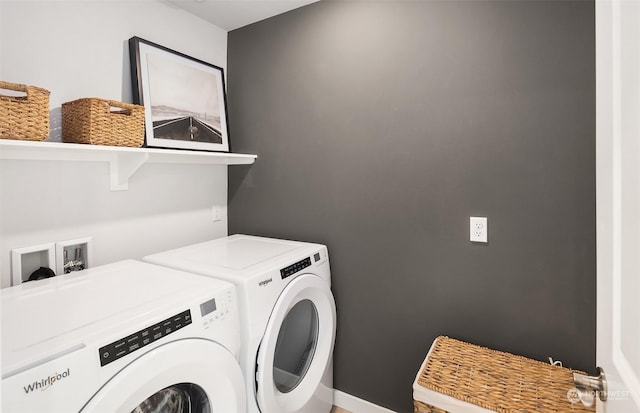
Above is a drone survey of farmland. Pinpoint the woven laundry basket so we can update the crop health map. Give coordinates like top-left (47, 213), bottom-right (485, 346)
top-left (413, 336), bottom-right (595, 413)
top-left (62, 98), bottom-right (144, 147)
top-left (0, 81), bottom-right (50, 141)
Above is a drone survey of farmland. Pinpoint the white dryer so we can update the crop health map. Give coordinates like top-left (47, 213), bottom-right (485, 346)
top-left (1, 260), bottom-right (246, 413)
top-left (145, 235), bottom-right (337, 413)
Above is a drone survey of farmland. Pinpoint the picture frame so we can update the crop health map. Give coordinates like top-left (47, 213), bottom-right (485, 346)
top-left (128, 36), bottom-right (230, 152)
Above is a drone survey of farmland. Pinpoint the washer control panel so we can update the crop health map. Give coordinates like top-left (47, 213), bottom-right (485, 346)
top-left (99, 310), bottom-right (192, 367)
top-left (201, 288), bottom-right (234, 330)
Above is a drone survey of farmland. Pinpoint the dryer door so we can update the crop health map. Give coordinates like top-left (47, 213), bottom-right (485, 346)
top-left (256, 274), bottom-right (336, 413)
top-left (81, 339), bottom-right (245, 413)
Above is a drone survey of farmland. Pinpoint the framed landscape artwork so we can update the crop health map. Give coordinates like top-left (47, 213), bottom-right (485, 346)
top-left (129, 36), bottom-right (230, 152)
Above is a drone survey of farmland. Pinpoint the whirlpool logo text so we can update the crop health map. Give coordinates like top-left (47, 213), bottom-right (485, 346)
top-left (258, 277), bottom-right (273, 287)
top-left (23, 369), bottom-right (70, 394)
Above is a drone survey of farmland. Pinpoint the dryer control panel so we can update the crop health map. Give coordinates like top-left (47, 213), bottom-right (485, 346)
top-left (98, 310), bottom-right (192, 367)
top-left (280, 257), bottom-right (311, 279)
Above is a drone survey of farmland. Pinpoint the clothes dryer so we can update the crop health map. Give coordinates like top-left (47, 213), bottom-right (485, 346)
top-left (1, 260), bottom-right (246, 413)
top-left (145, 235), bottom-right (336, 413)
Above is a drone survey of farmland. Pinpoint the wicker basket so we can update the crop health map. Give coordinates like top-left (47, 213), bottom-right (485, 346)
top-left (62, 98), bottom-right (144, 147)
top-left (0, 81), bottom-right (50, 141)
top-left (414, 400), bottom-right (448, 413)
top-left (413, 336), bottom-right (595, 413)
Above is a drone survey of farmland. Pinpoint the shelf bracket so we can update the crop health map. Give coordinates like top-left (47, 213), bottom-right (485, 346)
top-left (109, 152), bottom-right (149, 191)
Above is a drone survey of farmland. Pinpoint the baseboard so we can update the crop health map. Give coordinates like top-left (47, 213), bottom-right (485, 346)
top-left (333, 389), bottom-right (397, 413)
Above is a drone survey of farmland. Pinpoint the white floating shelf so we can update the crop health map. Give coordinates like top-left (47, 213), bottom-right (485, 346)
top-left (0, 140), bottom-right (257, 191)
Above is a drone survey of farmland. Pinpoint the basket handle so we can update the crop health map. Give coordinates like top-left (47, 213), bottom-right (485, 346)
top-left (0, 81), bottom-right (29, 98)
top-left (105, 100), bottom-right (138, 115)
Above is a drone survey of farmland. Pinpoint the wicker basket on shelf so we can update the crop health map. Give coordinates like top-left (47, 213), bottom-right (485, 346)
top-left (62, 98), bottom-right (144, 147)
top-left (0, 81), bottom-right (50, 141)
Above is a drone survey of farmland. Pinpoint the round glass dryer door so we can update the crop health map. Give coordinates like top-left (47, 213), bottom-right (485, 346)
top-left (256, 274), bottom-right (336, 413)
top-left (81, 340), bottom-right (245, 413)
top-left (273, 299), bottom-right (319, 393)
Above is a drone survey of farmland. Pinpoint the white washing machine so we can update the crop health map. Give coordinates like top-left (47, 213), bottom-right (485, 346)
top-left (144, 235), bottom-right (337, 413)
top-left (1, 260), bottom-right (246, 413)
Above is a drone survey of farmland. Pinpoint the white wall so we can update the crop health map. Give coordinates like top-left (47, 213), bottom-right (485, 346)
top-left (0, 0), bottom-right (230, 287)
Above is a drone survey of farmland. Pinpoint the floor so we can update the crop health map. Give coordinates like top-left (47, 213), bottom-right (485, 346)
top-left (331, 407), bottom-right (352, 413)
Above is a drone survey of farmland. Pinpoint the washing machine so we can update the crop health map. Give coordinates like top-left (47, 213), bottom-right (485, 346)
top-left (144, 235), bottom-right (337, 413)
top-left (1, 259), bottom-right (246, 413)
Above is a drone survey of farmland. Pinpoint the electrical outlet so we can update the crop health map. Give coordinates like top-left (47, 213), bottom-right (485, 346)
top-left (212, 205), bottom-right (221, 222)
top-left (470, 217), bottom-right (488, 243)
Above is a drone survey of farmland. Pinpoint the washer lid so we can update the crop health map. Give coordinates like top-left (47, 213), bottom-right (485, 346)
top-left (1, 260), bottom-right (233, 376)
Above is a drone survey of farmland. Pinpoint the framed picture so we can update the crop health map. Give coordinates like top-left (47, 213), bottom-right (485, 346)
top-left (129, 36), bottom-right (230, 152)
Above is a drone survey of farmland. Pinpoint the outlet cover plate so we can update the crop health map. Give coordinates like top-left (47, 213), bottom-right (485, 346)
top-left (470, 216), bottom-right (488, 243)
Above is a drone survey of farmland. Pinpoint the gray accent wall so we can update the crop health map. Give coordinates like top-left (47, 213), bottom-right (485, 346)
top-left (228, 1), bottom-right (595, 411)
